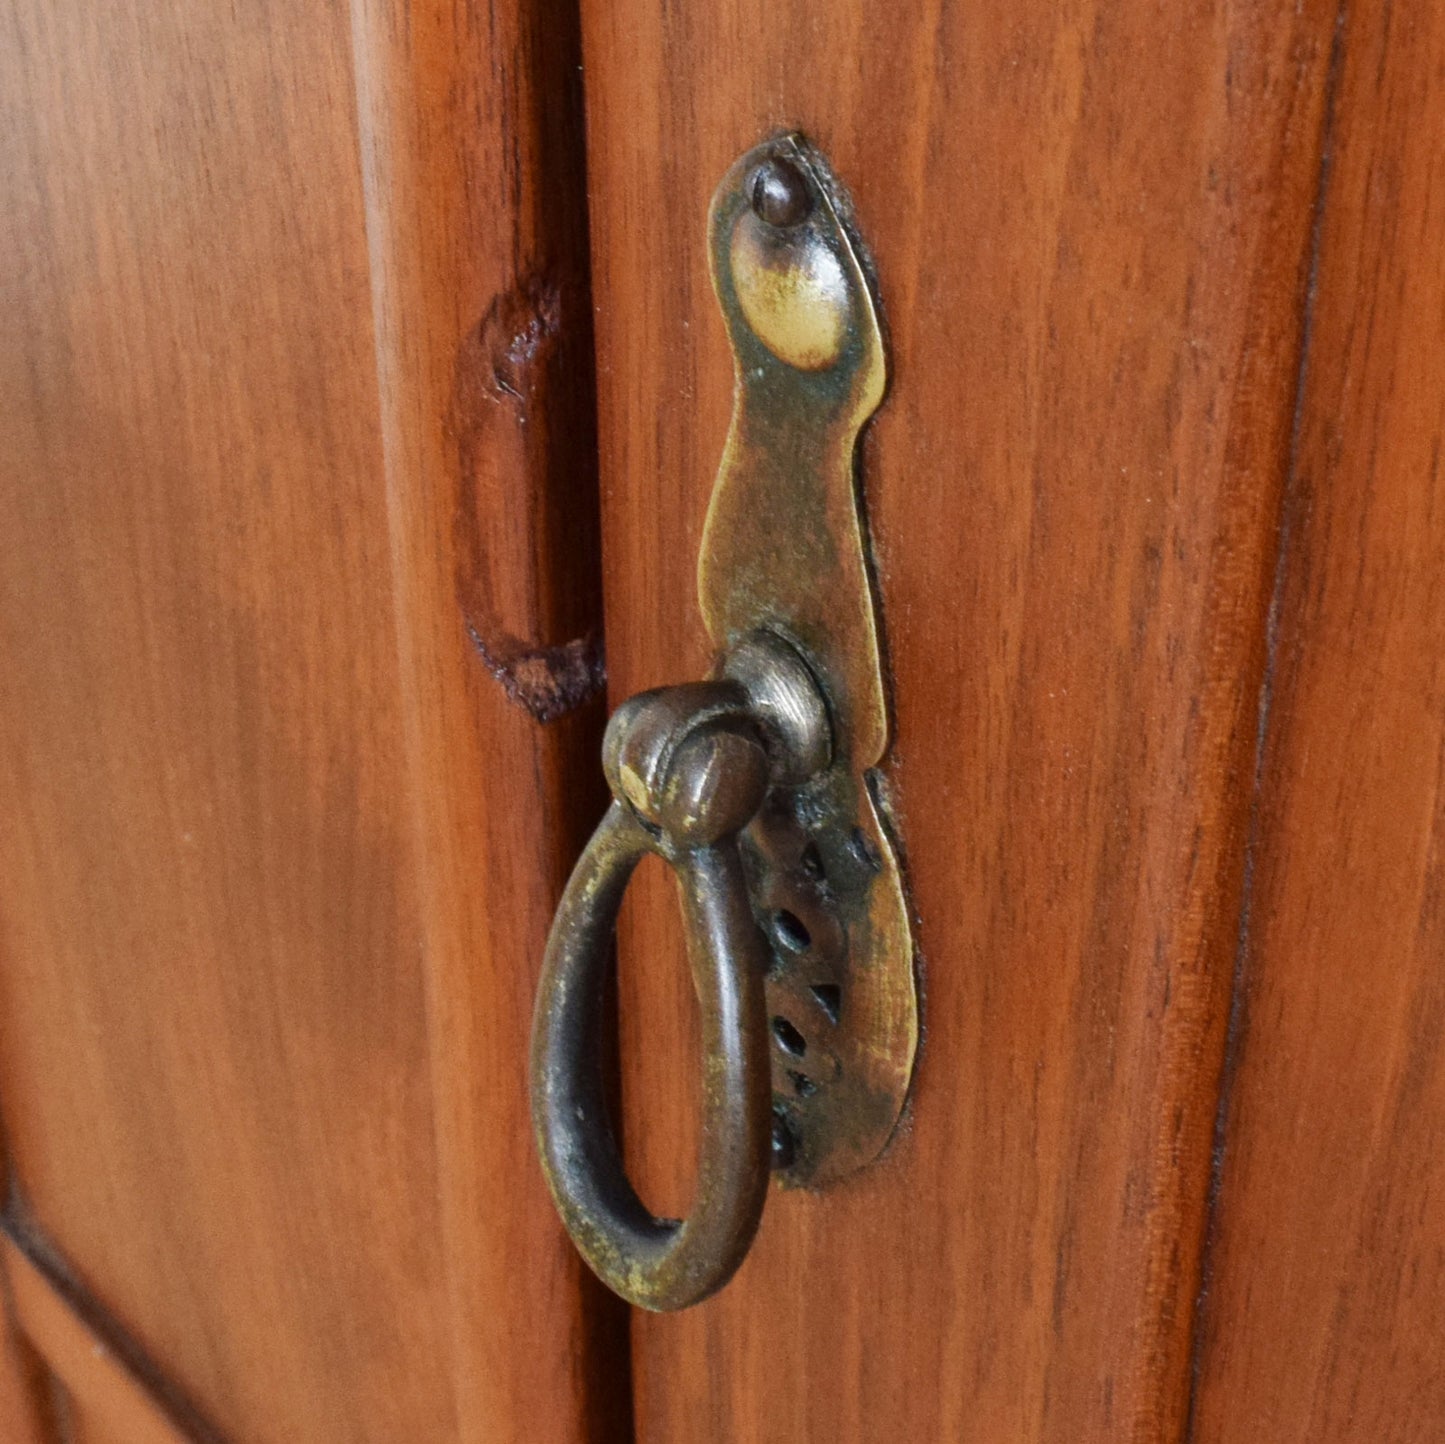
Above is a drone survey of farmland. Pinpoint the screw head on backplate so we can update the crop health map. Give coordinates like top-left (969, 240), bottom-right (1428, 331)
top-left (748, 156), bottom-right (813, 229)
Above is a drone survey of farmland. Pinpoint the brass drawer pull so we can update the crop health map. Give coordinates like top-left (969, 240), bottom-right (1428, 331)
top-left (531, 135), bottom-right (919, 1312)
top-left (531, 661), bottom-right (813, 1311)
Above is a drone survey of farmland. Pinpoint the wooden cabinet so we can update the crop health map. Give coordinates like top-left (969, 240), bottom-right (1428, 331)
top-left (2, 0), bottom-right (1441, 1439)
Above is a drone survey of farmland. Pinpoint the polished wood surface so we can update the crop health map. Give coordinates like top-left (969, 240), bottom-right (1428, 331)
top-left (0, 1), bottom-right (617, 1441)
top-left (2, 1238), bottom-right (192, 1444)
top-left (0, 4), bottom-right (449, 1433)
top-left (0, 1308), bottom-right (48, 1444)
top-left (348, 0), bottom-right (629, 1434)
top-left (6, 0), bottom-right (1443, 1436)
top-left (1192, 5), bottom-right (1445, 1438)
top-left (578, 0), bottom-right (1339, 1437)
top-left (0, 1137), bottom-right (50, 1444)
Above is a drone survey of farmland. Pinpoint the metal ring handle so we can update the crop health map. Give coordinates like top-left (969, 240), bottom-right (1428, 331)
top-left (530, 686), bottom-right (774, 1311)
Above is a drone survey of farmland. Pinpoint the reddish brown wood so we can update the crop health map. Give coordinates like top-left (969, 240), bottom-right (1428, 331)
top-left (10, 0), bottom-right (1442, 1435)
top-left (578, 0), bottom-right (1339, 1437)
top-left (0, 1140), bottom-right (54, 1444)
top-left (2, 1239), bottom-right (190, 1444)
top-left (0, 1), bottom-right (619, 1440)
top-left (348, 0), bottom-right (629, 1435)
top-left (1191, 6), bottom-right (1445, 1439)
top-left (0, 1307), bottom-right (50, 1444)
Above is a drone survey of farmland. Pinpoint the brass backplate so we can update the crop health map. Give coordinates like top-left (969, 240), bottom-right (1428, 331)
top-left (701, 134), bottom-right (918, 1188)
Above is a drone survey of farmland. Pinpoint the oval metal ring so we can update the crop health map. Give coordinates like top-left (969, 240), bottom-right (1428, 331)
top-left (529, 781), bottom-right (773, 1311)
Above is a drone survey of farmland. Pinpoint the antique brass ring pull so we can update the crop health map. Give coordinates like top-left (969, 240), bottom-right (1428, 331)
top-left (531, 134), bottom-right (920, 1312)
top-left (532, 644), bottom-right (827, 1310)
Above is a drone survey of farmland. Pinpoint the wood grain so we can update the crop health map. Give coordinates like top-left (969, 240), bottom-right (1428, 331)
top-left (0, 1135), bottom-right (53, 1444)
top-left (0, 1300), bottom-right (50, 1444)
top-left (2, 1236), bottom-right (194, 1444)
top-left (347, 0), bottom-right (630, 1435)
top-left (0, 0), bottom-right (619, 1440)
top-left (1190, 5), bottom-right (1445, 1438)
top-left (578, 0), bottom-right (1339, 1437)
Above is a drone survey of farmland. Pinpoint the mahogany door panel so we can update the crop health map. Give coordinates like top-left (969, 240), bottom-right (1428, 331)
top-left (1192, 5), bottom-right (1445, 1439)
top-left (1, 1239), bottom-right (192, 1444)
top-left (577, 0), bottom-right (1340, 1438)
top-left (3, 0), bottom-right (1441, 1438)
top-left (0, 0), bottom-right (620, 1440)
top-left (0, 1317), bottom-right (48, 1444)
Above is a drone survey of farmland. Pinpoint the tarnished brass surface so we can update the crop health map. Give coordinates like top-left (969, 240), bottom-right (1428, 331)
top-left (704, 135), bottom-right (917, 1187)
top-left (531, 135), bottom-right (918, 1311)
top-left (531, 686), bottom-right (773, 1312)
top-left (702, 134), bottom-right (886, 761)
